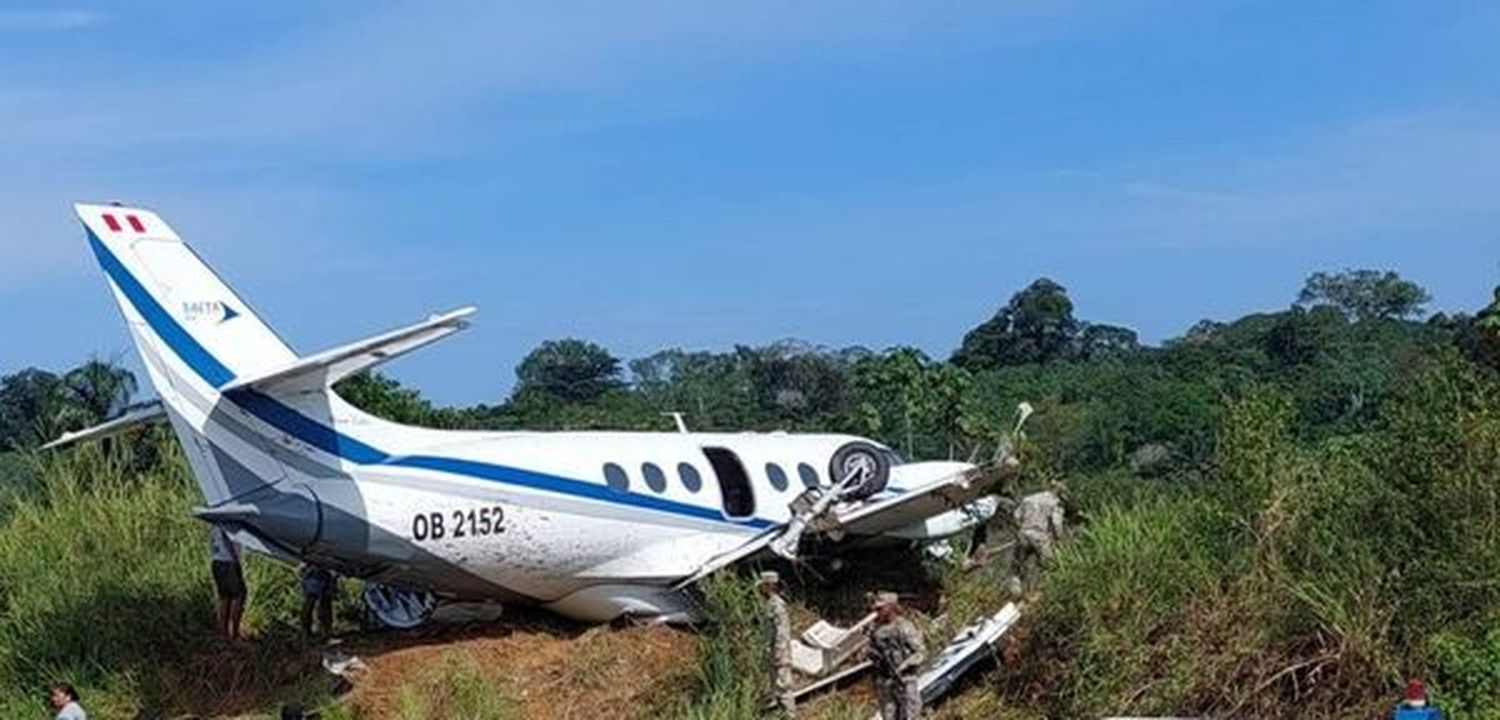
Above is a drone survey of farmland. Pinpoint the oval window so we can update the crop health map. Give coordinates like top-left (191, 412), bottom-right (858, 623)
top-left (766, 463), bottom-right (789, 491)
top-left (603, 463), bottom-right (629, 493)
top-left (678, 463), bottom-right (703, 493)
top-left (642, 462), bottom-right (667, 493)
top-left (797, 463), bottom-right (820, 488)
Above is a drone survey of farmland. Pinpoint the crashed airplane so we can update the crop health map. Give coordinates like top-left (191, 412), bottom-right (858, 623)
top-left (53, 203), bottom-right (1017, 625)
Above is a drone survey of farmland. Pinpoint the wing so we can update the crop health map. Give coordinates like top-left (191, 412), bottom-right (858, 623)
top-left (809, 462), bottom-right (1012, 538)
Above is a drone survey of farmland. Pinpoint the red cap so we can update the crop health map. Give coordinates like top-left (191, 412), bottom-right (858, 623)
top-left (1405, 679), bottom-right (1426, 702)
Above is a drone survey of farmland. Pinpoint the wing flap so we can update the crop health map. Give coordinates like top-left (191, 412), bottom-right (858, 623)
top-left (221, 306), bottom-right (476, 394)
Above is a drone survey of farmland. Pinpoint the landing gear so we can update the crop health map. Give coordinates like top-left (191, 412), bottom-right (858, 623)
top-left (363, 583), bottom-right (438, 630)
top-left (828, 441), bottom-right (890, 501)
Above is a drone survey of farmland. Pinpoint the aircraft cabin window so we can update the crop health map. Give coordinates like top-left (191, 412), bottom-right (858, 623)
top-left (702, 447), bottom-right (755, 519)
top-left (603, 463), bottom-right (630, 493)
top-left (678, 463), bottom-right (703, 493)
top-left (642, 462), bottom-right (667, 493)
top-left (797, 463), bottom-right (820, 488)
top-left (765, 463), bottom-right (789, 491)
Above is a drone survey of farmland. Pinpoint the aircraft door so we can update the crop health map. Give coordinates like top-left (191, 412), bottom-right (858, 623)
top-left (701, 446), bottom-right (756, 520)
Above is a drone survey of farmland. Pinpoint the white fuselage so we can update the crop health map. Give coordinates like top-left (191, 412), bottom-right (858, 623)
top-left (75, 201), bottom-right (989, 622)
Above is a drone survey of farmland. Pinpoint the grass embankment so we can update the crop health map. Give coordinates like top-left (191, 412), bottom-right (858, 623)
top-left (1002, 354), bottom-right (1500, 718)
top-left (0, 433), bottom-right (335, 717)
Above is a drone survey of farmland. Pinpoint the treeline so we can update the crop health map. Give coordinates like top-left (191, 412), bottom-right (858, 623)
top-left (332, 269), bottom-right (1499, 480)
top-left (3, 269), bottom-right (1497, 472)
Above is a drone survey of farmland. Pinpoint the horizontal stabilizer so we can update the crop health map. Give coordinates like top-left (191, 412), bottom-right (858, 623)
top-left (221, 306), bottom-right (476, 394)
top-left (42, 401), bottom-right (166, 450)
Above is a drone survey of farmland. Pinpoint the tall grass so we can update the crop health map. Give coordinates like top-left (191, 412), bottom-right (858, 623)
top-left (392, 651), bottom-right (517, 719)
top-left (0, 432), bottom-right (324, 717)
top-left (674, 571), bottom-right (769, 720)
top-left (1011, 353), bottom-right (1500, 718)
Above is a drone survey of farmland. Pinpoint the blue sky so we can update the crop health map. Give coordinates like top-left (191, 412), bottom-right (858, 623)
top-left (2, 2), bottom-right (1497, 405)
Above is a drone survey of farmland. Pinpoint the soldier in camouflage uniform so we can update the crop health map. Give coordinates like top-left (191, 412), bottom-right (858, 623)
top-left (1010, 486), bottom-right (1065, 594)
top-left (759, 570), bottom-right (796, 717)
top-left (864, 591), bottom-right (924, 720)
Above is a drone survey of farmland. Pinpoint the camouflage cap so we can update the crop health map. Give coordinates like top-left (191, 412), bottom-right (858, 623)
top-left (758, 570), bottom-right (781, 585)
top-left (871, 591), bottom-right (899, 607)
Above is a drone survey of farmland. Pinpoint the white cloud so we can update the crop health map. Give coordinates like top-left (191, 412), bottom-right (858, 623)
top-left (0, 9), bottom-right (102, 31)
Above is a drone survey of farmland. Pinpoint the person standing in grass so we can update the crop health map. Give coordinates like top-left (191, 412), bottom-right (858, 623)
top-left (1391, 679), bottom-right (1442, 719)
top-left (864, 592), bottom-right (924, 720)
top-left (1009, 485), bottom-right (1066, 595)
top-left (48, 683), bottom-right (85, 720)
top-left (208, 524), bottom-right (246, 640)
top-left (758, 570), bottom-right (796, 717)
top-left (298, 563), bottom-right (337, 640)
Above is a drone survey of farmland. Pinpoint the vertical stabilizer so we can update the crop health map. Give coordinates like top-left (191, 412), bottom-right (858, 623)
top-left (76, 202), bottom-right (303, 508)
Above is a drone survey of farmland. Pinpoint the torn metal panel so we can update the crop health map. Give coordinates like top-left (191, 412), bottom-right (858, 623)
top-left (915, 602), bottom-right (1022, 706)
top-left (791, 611), bottom-right (877, 676)
top-left (668, 525), bottom-right (782, 591)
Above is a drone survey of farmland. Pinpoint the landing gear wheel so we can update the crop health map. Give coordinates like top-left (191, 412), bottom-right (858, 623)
top-left (363, 583), bottom-right (438, 630)
top-left (829, 441), bottom-right (890, 501)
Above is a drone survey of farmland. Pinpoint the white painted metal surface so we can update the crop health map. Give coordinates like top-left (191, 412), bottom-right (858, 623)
top-left (70, 201), bottom-right (1012, 622)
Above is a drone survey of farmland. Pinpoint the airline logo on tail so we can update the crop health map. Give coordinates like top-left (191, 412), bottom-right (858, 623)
top-left (181, 300), bottom-right (240, 324)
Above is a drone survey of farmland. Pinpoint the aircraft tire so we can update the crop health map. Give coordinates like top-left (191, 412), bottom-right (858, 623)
top-left (829, 441), bottom-right (890, 501)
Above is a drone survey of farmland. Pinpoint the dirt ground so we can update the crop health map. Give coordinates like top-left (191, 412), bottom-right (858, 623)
top-left (342, 610), bottom-right (697, 719)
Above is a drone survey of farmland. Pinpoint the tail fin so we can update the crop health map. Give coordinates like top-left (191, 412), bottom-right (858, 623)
top-left (77, 202), bottom-right (306, 510)
top-left (76, 203), bottom-right (297, 389)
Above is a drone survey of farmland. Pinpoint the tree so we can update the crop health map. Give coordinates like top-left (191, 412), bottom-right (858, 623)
top-left (513, 339), bottom-right (623, 403)
top-left (1296, 269), bottom-right (1431, 321)
top-left (0, 369), bottom-right (64, 449)
top-left (0, 360), bottom-right (136, 449)
top-left (735, 341), bottom-right (850, 425)
top-left (335, 372), bottom-right (451, 427)
top-left (1076, 323), bottom-right (1140, 361)
top-left (1264, 306), bottom-right (1343, 369)
top-left (60, 359), bottom-right (138, 425)
top-left (630, 348), bottom-right (757, 430)
top-left (953, 278), bottom-right (1081, 369)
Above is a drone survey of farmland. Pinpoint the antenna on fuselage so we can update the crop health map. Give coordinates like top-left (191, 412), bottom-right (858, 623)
top-left (661, 412), bottom-right (689, 434)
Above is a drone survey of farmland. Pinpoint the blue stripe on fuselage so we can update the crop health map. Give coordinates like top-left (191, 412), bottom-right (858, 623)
top-left (86, 226), bottom-right (771, 529)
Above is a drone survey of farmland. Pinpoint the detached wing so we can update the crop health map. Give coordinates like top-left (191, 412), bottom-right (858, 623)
top-left (810, 464), bottom-right (1011, 538)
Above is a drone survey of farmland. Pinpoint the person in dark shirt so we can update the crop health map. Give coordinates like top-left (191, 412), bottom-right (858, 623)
top-left (298, 563), bottom-right (337, 641)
